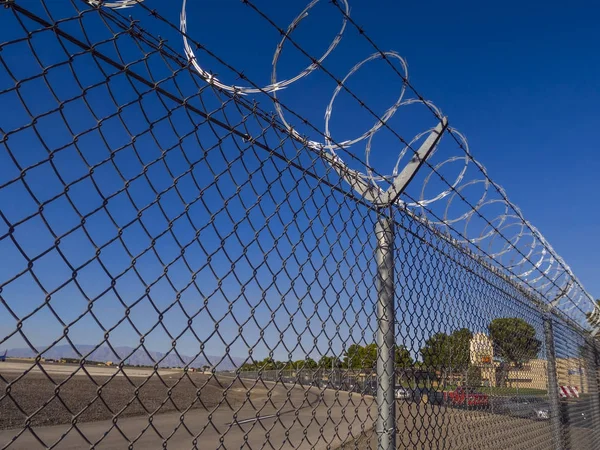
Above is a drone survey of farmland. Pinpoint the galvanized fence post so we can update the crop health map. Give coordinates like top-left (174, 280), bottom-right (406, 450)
top-left (544, 314), bottom-right (565, 450)
top-left (587, 343), bottom-right (600, 444)
top-left (375, 211), bottom-right (395, 450)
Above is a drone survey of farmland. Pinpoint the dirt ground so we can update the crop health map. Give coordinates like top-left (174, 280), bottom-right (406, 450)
top-left (0, 371), bottom-right (261, 430)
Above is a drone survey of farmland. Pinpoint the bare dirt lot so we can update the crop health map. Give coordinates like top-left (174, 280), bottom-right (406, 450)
top-left (0, 369), bottom-right (262, 430)
top-left (0, 368), bottom-right (366, 450)
top-left (0, 361), bottom-right (181, 378)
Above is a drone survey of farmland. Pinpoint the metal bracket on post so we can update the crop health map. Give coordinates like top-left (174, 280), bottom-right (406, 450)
top-left (548, 281), bottom-right (574, 311)
top-left (367, 119), bottom-right (446, 450)
top-left (375, 210), bottom-right (395, 450)
top-left (587, 297), bottom-right (600, 338)
top-left (322, 118), bottom-right (448, 208)
top-left (322, 116), bottom-right (447, 450)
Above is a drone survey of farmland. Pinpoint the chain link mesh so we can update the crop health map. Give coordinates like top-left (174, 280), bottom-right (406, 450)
top-left (0, 1), bottom-right (598, 449)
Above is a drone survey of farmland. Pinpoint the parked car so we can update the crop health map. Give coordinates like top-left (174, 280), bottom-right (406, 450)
top-left (407, 387), bottom-right (445, 405)
top-left (420, 388), bottom-right (445, 405)
top-left (339, 381), bottom-right (357, 392)
top-left (363, 381), bottom-right (377, 396)
top-left (444, 387), bottom-right (489, 407)
top-left (560, 398), bottom-right (588, 425)
top-left (395, 386), bottom-right (411, 400)
top-left (494, 396), bottom-right (551, 420)
top-left (326, 381), bottom-right (341, 390)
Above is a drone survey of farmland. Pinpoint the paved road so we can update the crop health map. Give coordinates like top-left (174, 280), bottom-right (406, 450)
top-left (340, 402), bottom-right (557, 450)
top-left (0, 379), bottom-right (374, 449)
top-left (0, 361), bottom-right (179, 378)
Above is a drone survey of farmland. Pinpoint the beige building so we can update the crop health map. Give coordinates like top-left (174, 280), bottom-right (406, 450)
top-left (556, 357), bottom-right (588, 393)
top-left (470, 332), bottom-right (493, 365)
top-left (504, 359), bottom-right (548, 390)
top-left (468, 333), bottom-right (590, 392)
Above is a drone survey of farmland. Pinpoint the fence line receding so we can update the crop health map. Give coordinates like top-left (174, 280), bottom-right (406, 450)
top-left (0, 1), bottom-right (598, 450)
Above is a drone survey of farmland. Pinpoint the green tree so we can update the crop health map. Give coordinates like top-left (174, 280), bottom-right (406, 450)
top-left (292, 358), bottom-right (317, 370)
top-left (465, 365), bottom-right (482, 388)
top-left (395, 345), bottom-right (414, 368)
top-left (240, 362), bottom-right (256, 371)
top-left (343, 343), bottom-right (412, 369)
top-left (421, 332), bottom-right (452, 370)
top-left (253, 357), bottom-right (283, 371)
top-left (343, 343), bottom-right (377, 369)
top-left (489, 317), bottom-right (541, 387)
top-left (343, 344), bottom-right (362, 369)
top-left (318, 355), bottom-right (342, 369)
top-left (450, 328), bottom-right (473, 371)
top-left (420, 329), bottom-right (472, 371)
top-left (420, 328), bottom-right (473, 387)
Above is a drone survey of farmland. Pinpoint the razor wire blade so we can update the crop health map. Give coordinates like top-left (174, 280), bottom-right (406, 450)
top-left (85, 0), bottom-right (599, 330)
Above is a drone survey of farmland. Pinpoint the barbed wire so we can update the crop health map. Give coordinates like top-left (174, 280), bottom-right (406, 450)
top-left (322, 0), bottom-right (598, 329)
top-left (84, 0), bottom-right (599, 330)
top-left (0, 0), bottom-right (594, 349)
top-left (235, 0), bottom-right (598, 327)
top-left (1, 3), bottom-right (600, 449)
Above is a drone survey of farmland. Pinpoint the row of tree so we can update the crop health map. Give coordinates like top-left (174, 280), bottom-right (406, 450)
top-left (420, 318), bottom-right (541, 386)
top-left (239, 344), bottom-right (413, 372)
top-left (240, 318), bottom-right (542, 387)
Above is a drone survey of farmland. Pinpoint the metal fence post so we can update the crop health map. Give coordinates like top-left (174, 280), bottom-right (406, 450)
top-left (586, 343), bottom-right (600, 443)
top-left (375, 212), bottom-right (395, 450)
top-left (544, 314), bottom-right (564, 450)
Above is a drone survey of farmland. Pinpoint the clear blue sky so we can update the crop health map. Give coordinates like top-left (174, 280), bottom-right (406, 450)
top-left (322, 0), bottom-right (599, 294)
top-left (0, 0), bottom-right (598, 364)
top-left (367, 0), bottom-right (600, 298)
top-left (175, 0), bottom-right (600, 309)
top-left (168, 0), bottom-right (600, 294)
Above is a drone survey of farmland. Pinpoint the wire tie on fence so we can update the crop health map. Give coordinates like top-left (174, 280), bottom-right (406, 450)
top-left (375, 427), bottom-right (395, 435)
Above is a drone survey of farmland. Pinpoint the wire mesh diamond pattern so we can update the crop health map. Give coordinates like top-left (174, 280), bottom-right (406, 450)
top-left (0, 1), bottom-right (599, 450)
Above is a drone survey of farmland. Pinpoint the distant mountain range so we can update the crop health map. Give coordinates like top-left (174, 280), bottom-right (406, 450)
top-left (6, 344), bottom-right (246, 370)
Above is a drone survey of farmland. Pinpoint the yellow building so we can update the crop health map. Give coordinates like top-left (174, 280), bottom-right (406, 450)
top-left (470, 333), bottom-right (496, 387)
top-left (468, 333), bottom-right (590, 392)
top-left (504, 359), bottom-right (548, 390)
top-left (556, 357), bottom-right (588, 393)
top-left (470, 332), bottom-right (493, 365)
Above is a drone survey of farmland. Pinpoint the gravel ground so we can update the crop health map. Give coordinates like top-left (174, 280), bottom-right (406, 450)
top-left (0, 371), bottom-right (257, 430)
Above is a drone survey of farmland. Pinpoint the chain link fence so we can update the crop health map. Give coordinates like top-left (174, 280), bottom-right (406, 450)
top-left (0, 1), bottom-right (599, 449)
